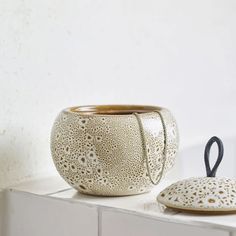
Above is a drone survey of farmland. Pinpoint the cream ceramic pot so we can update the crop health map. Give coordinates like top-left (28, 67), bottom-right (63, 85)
top-left (51, 105), bottom-right (179, 196)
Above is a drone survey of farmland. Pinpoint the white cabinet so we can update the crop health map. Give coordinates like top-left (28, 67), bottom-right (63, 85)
top-left (1, 177), bottom-right (236, 236)
top-left (101, 210), bottom-right (229, 236)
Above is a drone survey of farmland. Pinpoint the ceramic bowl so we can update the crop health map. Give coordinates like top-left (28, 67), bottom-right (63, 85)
top-left (51, 105), bottom-right (179, 196)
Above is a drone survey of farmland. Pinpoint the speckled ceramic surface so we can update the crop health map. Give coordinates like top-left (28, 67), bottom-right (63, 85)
top-left (157, 136), bottom-right (236, 214)
top-left (157, 177), bottom-right (236, 213)
top-left (51, 105), bottom-right (179, 196)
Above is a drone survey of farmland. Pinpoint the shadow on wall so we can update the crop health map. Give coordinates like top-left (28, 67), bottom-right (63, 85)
top-left (0, 125), bottom-right (54, 188)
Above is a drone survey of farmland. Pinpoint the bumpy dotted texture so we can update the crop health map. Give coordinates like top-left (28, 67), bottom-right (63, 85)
top-left (157, 177), bottom-right (236, 212)
top-left (51, 108), bottom-right (179, 196)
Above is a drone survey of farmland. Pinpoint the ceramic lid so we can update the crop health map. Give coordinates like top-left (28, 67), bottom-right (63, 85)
top-left (157, 177), bottom-right (236, 213)
top-left (157, 136), bottom-right (236, 214)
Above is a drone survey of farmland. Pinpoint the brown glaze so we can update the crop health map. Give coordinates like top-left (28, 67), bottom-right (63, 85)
top-left (168, 206), bottom-right (236, 215)
top-left (69, 105), bottom-right (162, 115)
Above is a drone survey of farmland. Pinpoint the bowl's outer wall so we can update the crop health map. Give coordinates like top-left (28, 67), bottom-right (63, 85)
top-left (50, 108), bottom-right (179, 196)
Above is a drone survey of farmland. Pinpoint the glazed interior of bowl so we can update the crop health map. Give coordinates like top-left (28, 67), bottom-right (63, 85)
top-left (69, 105), bottom-right (161, 115)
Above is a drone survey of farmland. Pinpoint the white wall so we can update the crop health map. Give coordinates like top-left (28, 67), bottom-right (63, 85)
top-left (1, 0), bottom-right (236, 188)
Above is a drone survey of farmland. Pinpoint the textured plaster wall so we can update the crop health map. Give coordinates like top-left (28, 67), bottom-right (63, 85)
top-left (0, 0), bottom-right (236, 188)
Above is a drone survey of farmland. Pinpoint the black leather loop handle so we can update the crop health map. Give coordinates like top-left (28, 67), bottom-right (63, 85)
top-left (204, 136), bottom-right (224, 177)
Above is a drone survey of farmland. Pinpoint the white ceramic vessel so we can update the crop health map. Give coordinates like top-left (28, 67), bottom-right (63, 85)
top-left (51, 105), bottom-right (179, 196)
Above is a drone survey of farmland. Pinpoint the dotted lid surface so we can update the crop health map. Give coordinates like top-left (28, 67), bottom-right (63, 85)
top-left (157, 177), bottom-right (236, 213)
top-left (157, 136), bottom-right (236, 214)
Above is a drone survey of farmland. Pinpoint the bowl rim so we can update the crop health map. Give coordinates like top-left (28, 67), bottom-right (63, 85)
top-left (63, 104), bottom-right (164, 116)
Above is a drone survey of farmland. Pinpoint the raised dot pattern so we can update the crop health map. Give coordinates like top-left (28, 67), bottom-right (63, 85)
top-left (51, 108), bottom-right (179, 196)
top-left (157, 177), bottom-right (236, 211)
